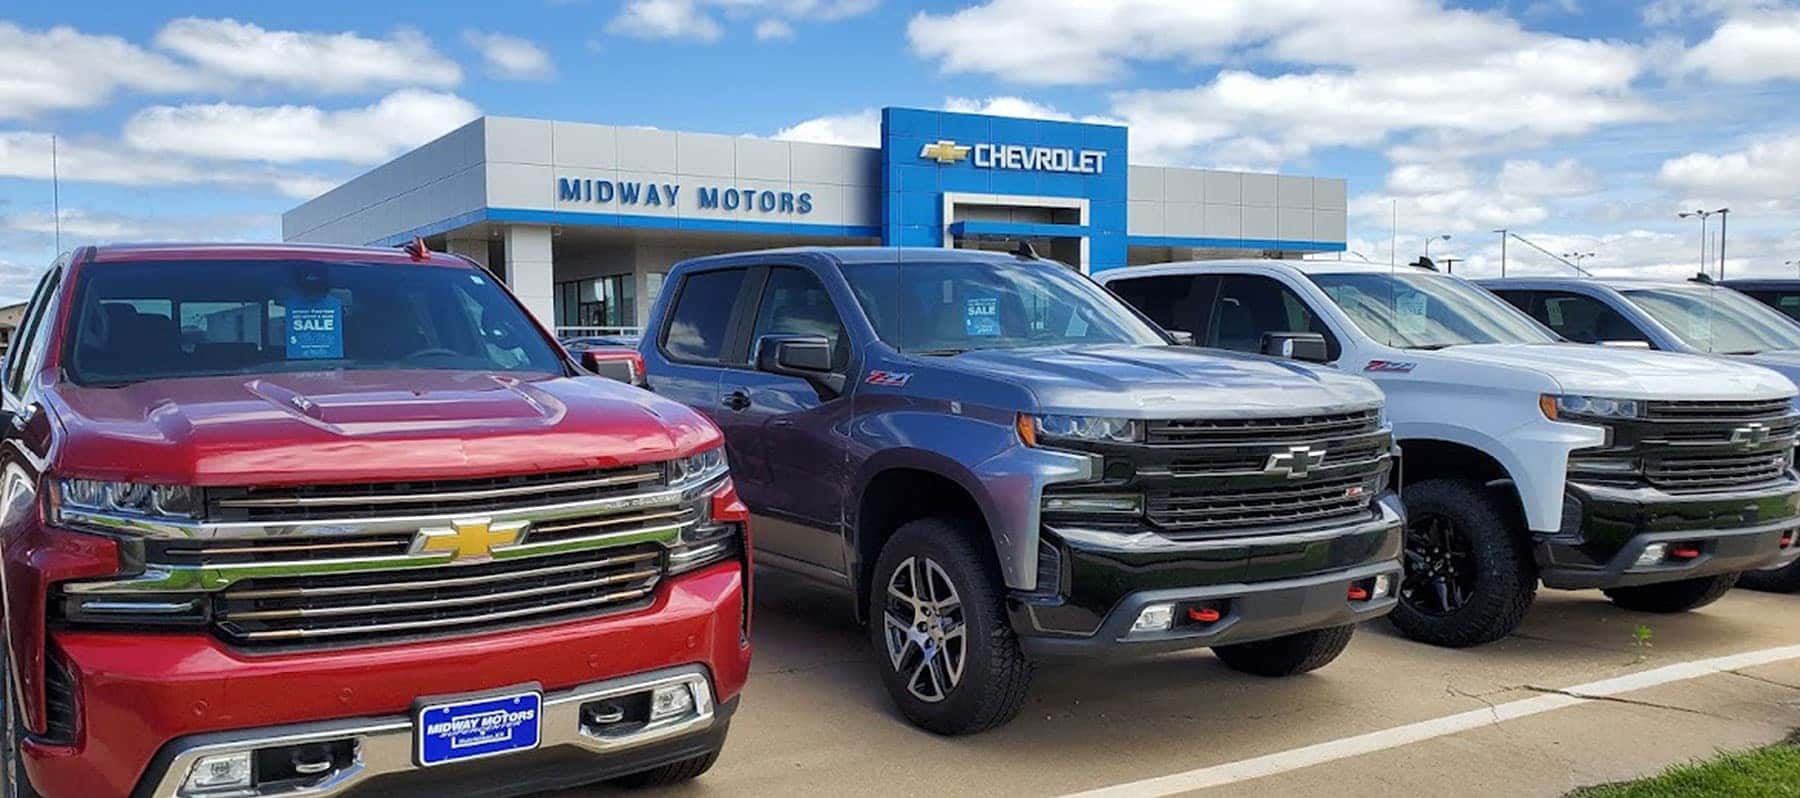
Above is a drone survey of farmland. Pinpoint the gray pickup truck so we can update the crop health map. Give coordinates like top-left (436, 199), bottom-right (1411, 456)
top-left (639, 247), bottom-right (1404, 734)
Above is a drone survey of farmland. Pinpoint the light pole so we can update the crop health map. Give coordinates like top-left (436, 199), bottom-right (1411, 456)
top-left (1678, 210), bottom-right (1714, 275)
top-left (1440, 257), bottom-right (1463, 274)
top-left (1494, 229), bottom-right (1509, 277)
top-left (1424, 234), bottom-right (1451, 260)
top-left (1563, 251), bottom-right (1596, 271)
top-left (1714, 208), bottom-right (1730, 278)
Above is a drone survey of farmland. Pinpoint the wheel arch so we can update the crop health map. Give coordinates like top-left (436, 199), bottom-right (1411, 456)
top-left (850, 455), bottom-right (996, 624)
top-left (1398, 437), bottom-right (1531, 537)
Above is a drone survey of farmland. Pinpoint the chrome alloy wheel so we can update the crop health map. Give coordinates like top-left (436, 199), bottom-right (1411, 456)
top-left (881, 556), bottom-right (967, 703)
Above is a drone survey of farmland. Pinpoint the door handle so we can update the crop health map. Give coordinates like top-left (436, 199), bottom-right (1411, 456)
top-left (722, 391), bottom-right (751, 411)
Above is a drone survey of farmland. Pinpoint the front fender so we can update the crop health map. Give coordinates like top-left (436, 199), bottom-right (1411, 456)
top-left (850, 410), bottom-right (1091, 591)
top-left (1401, 418), bottom-right (1603, 533)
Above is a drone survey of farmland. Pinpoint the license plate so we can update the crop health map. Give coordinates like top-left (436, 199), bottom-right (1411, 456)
top-left (415, 690), bottom-right (542, 767)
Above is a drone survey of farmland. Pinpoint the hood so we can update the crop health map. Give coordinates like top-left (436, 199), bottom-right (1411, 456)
top-left (47, 370), bottom-right (718, 485)
top-left (1422, 343), bottom-right (1795, 400)
top-left (1734, 350), bottom-right (1800, 395)
top-left (933, 345), bottom-right (1385, 417)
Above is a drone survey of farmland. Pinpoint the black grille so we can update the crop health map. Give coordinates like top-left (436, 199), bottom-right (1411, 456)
top-left (1647, 451), bottom-right (1792, 492)
top-left (1147, 476), bottom-right (1376, 533)
top-left (212, 544), bottom-right (666, 647)
top-left (42, 652), bottom-right (77, 743)
top-left (1146, 409), bottom-right (1381, 445)
top-left (1645, 399), bottom-right (1792, 421)
top-left (206, 463), bottom-right (666, 522)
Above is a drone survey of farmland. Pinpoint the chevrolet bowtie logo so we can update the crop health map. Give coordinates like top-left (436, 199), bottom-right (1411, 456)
top-left (414, 518), bottom-right (529, 562)
top-left (1264, 445), bottom-right (1328, 480)
top-left (919, 139), bottom-right (972, 164)
top-left (1731, 423), bottom-right (1771, 448)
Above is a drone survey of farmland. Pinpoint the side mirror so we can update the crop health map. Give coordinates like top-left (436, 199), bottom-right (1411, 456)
top-left (1166, 329), bottom-right (1196, 346)
top-left (579, 350), bottom-right (646, 386)
top-left (756, 335), bottom-right (844, 397)
top-left (1260, 332), bottom-right (1330, 364)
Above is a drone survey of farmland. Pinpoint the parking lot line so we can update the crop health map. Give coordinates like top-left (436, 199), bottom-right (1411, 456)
top-left (1061, 643), bottom-right (1800, 798)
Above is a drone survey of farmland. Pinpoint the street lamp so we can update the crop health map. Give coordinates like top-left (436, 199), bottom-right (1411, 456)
top-left (1440, 257), bottom-right (1463, 274)
top-left (1424, 234), bottom-right (1451, 260)
top-left (1494, 229), bottom-right (1509, 276)
top-left (1678, 210), bottom-right (1715, 275)
top-left (1563, 251), bottom-right (1596, 270)
top-left (1713, 208), bottom-right (1730, 278)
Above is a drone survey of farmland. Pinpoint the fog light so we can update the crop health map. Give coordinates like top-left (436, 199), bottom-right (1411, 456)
top-left (1371, 574), bottom-right (1393, 600)
top-left (1634, 543), bottom-right (1668, 568)
top-left (1131, 603), bottom-right (1175, 634)
top-left (1042, 494), bottom-right (1143, 515)
top-left (650, 684), bottom-right (695, 721)
top-left (183, 751), bottom-right (252, 794)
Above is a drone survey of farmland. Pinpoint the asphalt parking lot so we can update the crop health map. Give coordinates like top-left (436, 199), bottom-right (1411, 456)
top-left (566, 570), bottom-right (1800, 798)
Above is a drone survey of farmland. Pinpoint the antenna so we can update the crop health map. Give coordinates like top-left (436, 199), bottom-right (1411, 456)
top-left (1507, 232), bottom-right (1591, 277)
top-left (50, 134), bottom-right (61, 253)
top-left (1012, 240), bottom-right (1038, 260)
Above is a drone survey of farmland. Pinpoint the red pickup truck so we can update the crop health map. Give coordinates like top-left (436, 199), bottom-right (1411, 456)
top-left (0, 242), bottom-right (750, 796)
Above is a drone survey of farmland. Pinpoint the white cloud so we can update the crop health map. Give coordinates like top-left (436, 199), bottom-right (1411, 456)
top-left (153, 18), bottom-right (461, 93)
top-left (122, 90), bottom-right (480, 165)
top-left (755, 20), bottom-right (795, 40)
top-left (0, 22), bottom-right (210, 120)
top-left (609, 0), bottom-right (877, 42)
top-left (1496, 158), bottom-right (1599, 197)
top-left (1658, 129), bottom-right (1800, 209)
top-left (0, 208), bottom-right (275, 244)
top-left (1679, 9), bottom-right (1800, 82)
top-left (0, 131), bottom-right (337, 198)
top-left (773, 108), bottom-right (878, 146)
top-left (463, 31), bottom-right (555, 79)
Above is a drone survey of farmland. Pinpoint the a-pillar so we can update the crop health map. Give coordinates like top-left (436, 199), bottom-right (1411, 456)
top-left (502, 225), bottom-right (555, 328)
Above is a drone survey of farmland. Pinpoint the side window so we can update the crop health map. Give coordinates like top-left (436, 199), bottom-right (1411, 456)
top-left (1492, 289), bottom-right (1535, 316)
top-left (1535, 291), bottom-right (1648, 345)
top-left (1108, 275), bottom-right (1211, 336)
top-left (1207, 275), bottom-right (1338, 359)
top-left (749, 267), bottom-right (848, 369)
top-left (661, 268), bottom-right (748, 363)
top-left (4, 266), bottom-right (62, 401)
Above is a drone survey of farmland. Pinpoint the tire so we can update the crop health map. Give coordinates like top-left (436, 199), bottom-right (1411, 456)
top-left (1213, 624), bottom-right (1355, 677)
top-left (612, 749), bottom-right (721, 788)
top-left (1604, 573), bottom-right (1740, 613)
top-left (868, 517), bottom-right (1033, 735)
top-left (1389, 478), bottom-right (1537, 648)
top-left (1738, 559), bottom-right (1800, 594)
top-left (2, 636), bottom-right (42, 798)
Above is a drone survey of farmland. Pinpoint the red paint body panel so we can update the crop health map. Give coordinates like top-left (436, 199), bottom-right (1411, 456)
top-left (24, 563), bottom-right (749, 797)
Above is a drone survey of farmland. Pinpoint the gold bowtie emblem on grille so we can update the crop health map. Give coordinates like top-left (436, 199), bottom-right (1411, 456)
top-left (414, 519), bottom-right (529, 562)
top-left (919, 139), bottom-right (971, 164)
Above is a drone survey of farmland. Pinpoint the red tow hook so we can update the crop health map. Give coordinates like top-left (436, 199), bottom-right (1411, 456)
top-left (1187, 607), bottom-right (1222, 623)
top-left (1346, 585), bottom-right (1370, 601)
top-left (1670, 545), bottom-right (1703, 560)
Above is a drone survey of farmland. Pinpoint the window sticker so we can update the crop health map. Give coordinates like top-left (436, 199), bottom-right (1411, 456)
top-left (1394, 292), bottom-right (1429, 335)
top-left (965, 295), bottom-right (1000, 337)
top-left (286, 295), bottom-right (344, 359)
top-left (1689, 313), bottom-right (1712, 344)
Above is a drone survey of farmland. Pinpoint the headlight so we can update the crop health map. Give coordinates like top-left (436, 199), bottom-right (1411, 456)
top-left (1022, 414), bottom-right (1141, 446)
top-left (668, 444), bottom-right (728, 487)
top-left (668, 480), bottom-right (742, 575)
top-left (52, 479), bottom-right (201, 521)
top-left (1541, 394), bottom-right (1641, 421)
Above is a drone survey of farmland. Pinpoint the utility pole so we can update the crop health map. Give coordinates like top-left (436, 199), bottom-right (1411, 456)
top-left (1679, 210), bottom-right (1714, 275)
top-left (51, 134), bottom-right (61, 253)
top-left (1494, 229), bottom-right (1509, 277)
top-left (1440, 257), bottom-right (1463, 274)
top-left (1715, 208), bottom-right (1730, 278)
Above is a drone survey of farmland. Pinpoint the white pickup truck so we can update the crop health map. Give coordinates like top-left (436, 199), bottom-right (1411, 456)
top-left (1098, 260), bottom-right (1800, 647)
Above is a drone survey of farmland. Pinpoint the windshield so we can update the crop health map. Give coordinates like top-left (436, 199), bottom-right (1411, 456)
top-left (1623, 286), bottom-right (1800, 354)
top-left (1309, 271), bottom-right (1557, 349)
top-left (65, 259), bottom-right (567, 386)
top-left (839, 258), bottom-right (1166, 353)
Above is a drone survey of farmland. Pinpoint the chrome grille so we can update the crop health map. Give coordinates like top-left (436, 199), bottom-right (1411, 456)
top-left (1647, 451), bottom-right (1792, 492)
top-left (213, 544), bottom-right (665, 646)
top-left (1147, 409), bottom-right (1380, 445)
top-left (206, 463), bottom-right (666, 522)
top-left (1146, 476), bottom-right (1376, 532)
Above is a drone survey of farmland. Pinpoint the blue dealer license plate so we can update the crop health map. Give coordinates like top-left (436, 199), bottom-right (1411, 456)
top-left (416, 690), bottom-right (542, 767)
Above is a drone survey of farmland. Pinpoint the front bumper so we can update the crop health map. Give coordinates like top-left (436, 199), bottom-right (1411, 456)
top-left (135, 667), bottom-right (733, 798)
top-left (1012, 493), bottom-right (1404, 660)
top-left (1538, 479), bottom-right (1800, 589)
top-left (22, 562), bottom-right (749, 798)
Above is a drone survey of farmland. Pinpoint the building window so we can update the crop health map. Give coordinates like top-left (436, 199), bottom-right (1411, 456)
top-left (554, 274), bottom-right (637, 329)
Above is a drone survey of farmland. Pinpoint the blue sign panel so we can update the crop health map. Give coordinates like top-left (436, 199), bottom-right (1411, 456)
top-left (879, 107), bottom-right (1130, 272)
top-left (285, 295), bottom-right (343, 360)
top-left (416, 691), bottom-right (542, 767)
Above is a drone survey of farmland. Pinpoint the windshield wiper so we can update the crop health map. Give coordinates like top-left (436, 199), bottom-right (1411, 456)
top-left (1720, 349), bottom-right (1763, 356)
top-left (913, 348), bottom-right (969, 356)
top-left (1404, 343), bottom-right (1460, 351)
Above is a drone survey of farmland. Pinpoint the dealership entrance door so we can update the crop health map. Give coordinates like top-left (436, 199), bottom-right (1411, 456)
top-left (941, 193), bottom-right (1089, 272)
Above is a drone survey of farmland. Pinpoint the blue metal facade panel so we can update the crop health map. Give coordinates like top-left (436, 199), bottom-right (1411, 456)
top-left (880, 107), bottom-right (1130, 271)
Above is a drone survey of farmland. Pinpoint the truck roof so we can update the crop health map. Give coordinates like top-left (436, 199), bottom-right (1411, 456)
top-left (1091, 258), bottom-right (1437, 282)
top-left (83, 241), bottom-right (473, 268)
top-left (674, 245), bottom-right (1064, 270)
top-left (1478, 276), bottom-right (1711, 291)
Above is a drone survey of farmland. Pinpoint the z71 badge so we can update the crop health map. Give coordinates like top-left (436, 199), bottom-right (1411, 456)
top-left (865, 370), bottom-right (913, 387)
top-left (1364, 360), bottom-right (1417, 373)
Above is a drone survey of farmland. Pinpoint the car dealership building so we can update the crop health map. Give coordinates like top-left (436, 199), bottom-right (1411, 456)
top-left (283, 107), bottom-right (1348, 334)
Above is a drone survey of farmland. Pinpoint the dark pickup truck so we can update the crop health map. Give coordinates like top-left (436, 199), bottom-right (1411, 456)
top-left (639, 247), bottom-right (1404, 734)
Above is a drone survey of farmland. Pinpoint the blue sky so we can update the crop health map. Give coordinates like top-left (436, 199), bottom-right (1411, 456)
top-left (2, 0), bottom-right (1798, 302)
